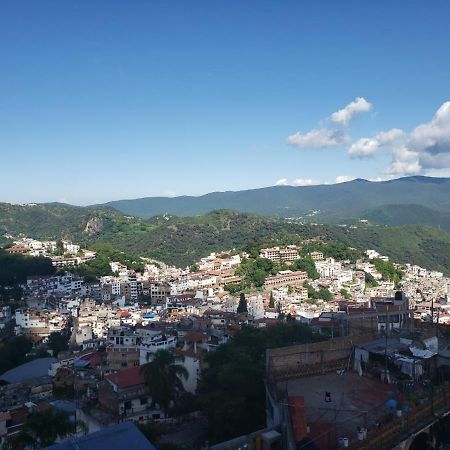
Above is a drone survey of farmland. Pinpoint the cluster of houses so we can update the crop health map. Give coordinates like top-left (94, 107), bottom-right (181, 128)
top-left (2, 241), bottom-right (450, 449)
top-left (5, 237), bottom-right (96, 267)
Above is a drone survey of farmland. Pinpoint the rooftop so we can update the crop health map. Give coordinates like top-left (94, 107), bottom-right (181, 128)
top-left (282, 372), bottom-right (395, 448)
top-left (0, 357), bottom-right (57, 384)
top-left (105, 365), bottom-right (145, 389)
top-left (43, 421), bottom-right (156, 450)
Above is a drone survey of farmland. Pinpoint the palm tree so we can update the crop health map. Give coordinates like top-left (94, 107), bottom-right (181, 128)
top-left (140, 349), bottom-right (188, 418)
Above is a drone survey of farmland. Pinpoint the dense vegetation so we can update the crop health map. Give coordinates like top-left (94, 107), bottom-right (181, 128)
top-left (0, 336), bottom-right (34, 374)
top-left (5, 408), bottom-right (82, 449)
top-left (291, 257), bottom-right (320, 279)
top-left (363, 203), bottom-right (450, 233)
top-left (372, 258), bottom-right (404, 287)
top-left (2, 203), bottom-right (450, 274)
top-left (0, 251), bottom-right (55, 301)
top-left (66, 244), bottom-right (145, 281)
top-left (0, 251), bottom-right (55, 286)
top-left (197, 322), bottom-right (324, 443)
top-left (304, 282), bottom-right (333, 302)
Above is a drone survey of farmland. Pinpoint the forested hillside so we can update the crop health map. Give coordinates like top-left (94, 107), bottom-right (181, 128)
top-left (2, 203), bottom-right (450, 273)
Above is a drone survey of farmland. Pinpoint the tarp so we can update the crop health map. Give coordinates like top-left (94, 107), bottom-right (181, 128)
top-left (409, 347), bottom-right (436, 359)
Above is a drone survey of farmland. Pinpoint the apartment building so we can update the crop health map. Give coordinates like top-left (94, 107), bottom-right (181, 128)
top-left (309, 251), bottom-right (324, 261)
top-left (263, 270), bottom-right (307, 290)
top-left (259, 246), bottom-right (299, 263)
top-left (14, 309), bottom-right (67, 338)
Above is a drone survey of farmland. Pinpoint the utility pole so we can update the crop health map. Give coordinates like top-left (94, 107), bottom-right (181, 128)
top-left (384, 305), bottom-right (389, 383)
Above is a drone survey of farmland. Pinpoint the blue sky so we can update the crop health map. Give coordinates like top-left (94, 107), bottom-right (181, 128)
top-left (1, 1), bottom-right (450, 204)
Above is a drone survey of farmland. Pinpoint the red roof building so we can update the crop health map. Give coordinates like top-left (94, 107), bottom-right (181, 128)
top-left (105, 365), bottom-right (145, 389)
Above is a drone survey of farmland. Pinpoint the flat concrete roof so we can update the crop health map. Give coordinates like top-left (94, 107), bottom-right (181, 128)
top-left (281, 372), bottom-right (395, 448)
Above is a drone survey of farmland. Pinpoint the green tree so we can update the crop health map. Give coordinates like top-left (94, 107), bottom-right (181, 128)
top-left (304, 282), bottom-right (333, 301)
top-left (292, 257), bottom-right (319, 279)
top-left (364, 271), bottom-right (378, 288)
top-left (198, 323), bottom-right (324, 443)
top-left (55, 240), bottom-right (65, 256)
top-left (237, 292), bottom-right (248, 313)
top-left (5, 408), bottom-right (85, 449)
top-left (372, 258), bottom-right (404, 287)
top-left (189, 264), bottom-right (199, 273)
top-left (318, 288), bottom-right (333, 302)
top-left (140, 349), bottom-right (188, 417)
top-left (268, 292), bottom-right (275, 308)
top-left (340, 288), bottom-right (352, 299)
top-left (0, 335), bottom-right (33, 375)
top-left (47, 332), bottom-right (68, 356)
top-left (0, 251), bottom-right (55, 288)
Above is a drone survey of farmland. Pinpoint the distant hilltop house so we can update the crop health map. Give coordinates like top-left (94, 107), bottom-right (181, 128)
top-left (50, 251), bottom-right (96, 268)
top-left (4, 236), bottom-right (96, 267)
top-left (309, 251), bottom-right (324, 261)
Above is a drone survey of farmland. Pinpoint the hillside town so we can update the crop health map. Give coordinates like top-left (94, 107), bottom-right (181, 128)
top-left (1, 238), bottom-right (450, 450)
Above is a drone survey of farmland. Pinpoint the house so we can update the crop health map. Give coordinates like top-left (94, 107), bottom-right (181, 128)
top-left (98, 366), bottom-right (162, 423)
top-left (259, 246), bottom-right (299, 263)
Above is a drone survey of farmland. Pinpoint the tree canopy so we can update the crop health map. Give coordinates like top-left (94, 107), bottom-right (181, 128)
top-left (236, 292), bottom-right (248, 313)
top-left (0, 251), bottom-right (55, 287)
top-left (140, 349), bottom-right (188, 417)
top-left (198, 323), bottom-right (325, 443)
top-left (4, 408), bottom-right (84, 449)
top-left (47, 332), bottom-right (69, 356)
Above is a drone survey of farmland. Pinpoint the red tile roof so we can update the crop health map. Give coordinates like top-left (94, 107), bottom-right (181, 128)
top-left (80, 351), bottom-right (104, 367)
top-left (36, 401), bottom-right (52, 411)
top-left (183, 331), bottom-right (206, 343)
top-left (105, 365), bottom-right (145, 389)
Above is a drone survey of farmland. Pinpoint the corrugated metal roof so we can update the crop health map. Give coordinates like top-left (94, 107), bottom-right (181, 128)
top-left (43, 421), bottom-right (156, 450)
top-left (0, 357), bottom-right (57, 384)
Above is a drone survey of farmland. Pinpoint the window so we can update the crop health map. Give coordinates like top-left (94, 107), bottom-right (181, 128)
top-left (140, 397), bottom-right (148, 405)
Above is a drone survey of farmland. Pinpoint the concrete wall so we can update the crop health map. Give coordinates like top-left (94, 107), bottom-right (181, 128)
top-left (267, 334), bottom-right (373, 381)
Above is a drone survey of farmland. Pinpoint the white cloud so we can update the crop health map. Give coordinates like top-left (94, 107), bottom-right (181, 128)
top-left (287, 127), bottom-right (348, 149)
top-left (348, 137), bottom-right (380, 159)
top-left (335, 175), bottom-right (356, 183)
top-left (385, 159), bottom-right (422, 175)
top-left (292, 178), bottom-right (318, 186)
top-left (330, 97), bottom-right (372, 126)
top-left (376, 128), bottom-right (405, 145)
top-left (348, 128), bottom-right (404, 159)
top-left (275, 176), bottom-right (360, 185)
top-left (385, 102), bottom-right (450, 175)
top-left (286, 99), bottom-right (450, 178)
top-left (275, 178), bottom-right (319, 186)
top-left (164, 191), bottom-right (177, 197)
top-left (385, 145), bottom-right (422, 175)
top-left (409, 101), bottom-right (450, 169)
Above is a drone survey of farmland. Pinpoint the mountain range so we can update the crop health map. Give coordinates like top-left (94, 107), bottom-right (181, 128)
top-left (1, 176), bottom-right (450, 271)
top-left (100, 176), bottom-right (450, 228)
